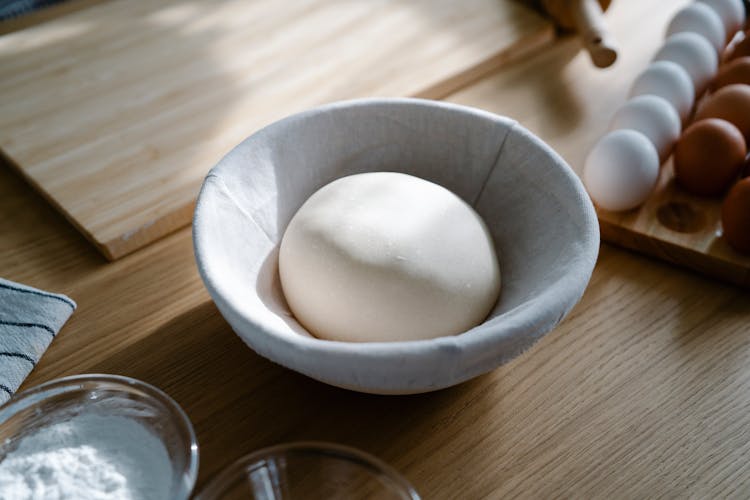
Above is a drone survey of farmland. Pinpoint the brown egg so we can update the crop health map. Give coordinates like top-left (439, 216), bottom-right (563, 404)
top-left (711, 57), bottom-right (750, 90)
top-left (694, 84), bottom-right (750, 140)
top-left (722, 177), bottom-right (750, 253)
top-left (727, 30), bottom-right (750, 61)
top-left (673, 118), bottom-right (746, 196)
top-left (742, 154), bottom-right (750, 178)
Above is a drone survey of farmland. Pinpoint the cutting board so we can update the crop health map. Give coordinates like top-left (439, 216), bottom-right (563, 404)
top-left (448, 0), bottom-right (750, 288)
top-left (0, 0), bottom-right (553, 260)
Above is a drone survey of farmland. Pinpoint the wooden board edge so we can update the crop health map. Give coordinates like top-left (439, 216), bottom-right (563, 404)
top-left (415, 23), bottom-right (556, 100)
top-left (599, 216), bottom-right (750, 290)
top-left (101, 201), bottom-right (197, 261)
top-left (0, 149), bottom-right (112, 255)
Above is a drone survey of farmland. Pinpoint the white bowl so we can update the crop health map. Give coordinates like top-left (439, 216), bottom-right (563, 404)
top-left (193, 98), bottom-right (599, 395)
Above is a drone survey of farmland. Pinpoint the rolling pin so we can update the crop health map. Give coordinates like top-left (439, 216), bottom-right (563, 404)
top-left (527, 0), bottom-right (618, 68)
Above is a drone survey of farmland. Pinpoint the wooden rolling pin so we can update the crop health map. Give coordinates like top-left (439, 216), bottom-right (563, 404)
top-left (526, 0), bottom-right (618, 68)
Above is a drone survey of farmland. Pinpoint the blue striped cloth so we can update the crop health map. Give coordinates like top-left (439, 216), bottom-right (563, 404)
top-left (0, 0), bottom-right (68, 21)
top-left (0, 278), bottom-right (75, 404)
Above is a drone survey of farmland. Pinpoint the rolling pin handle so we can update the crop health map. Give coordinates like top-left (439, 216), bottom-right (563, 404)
top-left (571, 0), bottom-right (618, 68)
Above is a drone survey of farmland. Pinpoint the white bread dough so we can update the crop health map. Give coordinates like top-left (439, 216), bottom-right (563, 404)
top-left (278, 172), bottom-right (501, 342)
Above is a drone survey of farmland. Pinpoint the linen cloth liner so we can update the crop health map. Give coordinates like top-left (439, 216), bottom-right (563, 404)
top-left (0, 278), bottom-right (76, 404)
top-left (193, 98), bottom-right (600, 394)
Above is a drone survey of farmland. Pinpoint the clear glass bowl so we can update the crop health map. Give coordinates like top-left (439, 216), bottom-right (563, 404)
top-left (197, 442), bottom-right (420, 500)
top-left (0, 373), bottom-right (199, 499)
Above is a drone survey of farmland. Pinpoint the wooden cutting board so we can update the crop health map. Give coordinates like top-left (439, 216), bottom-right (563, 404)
top-left (448, 0), bottom-right (750, 288)
top-left (0, 0), bottom-right (553, 260)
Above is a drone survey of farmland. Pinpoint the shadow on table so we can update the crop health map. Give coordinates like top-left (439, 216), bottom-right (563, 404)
top-left (90, 299), bottom-right (503, 492)
top-left (0, 159), bottom-right (106, 281)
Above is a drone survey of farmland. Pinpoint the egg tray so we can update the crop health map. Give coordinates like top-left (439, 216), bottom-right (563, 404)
top-left (597, 82), bottom-right (750, 289)
top-left (596, 154), bottom-right (750, 288)
top-left (590, 1), bottom-right (750, 289)
top-left (597, 77), bottom-right (750, 288)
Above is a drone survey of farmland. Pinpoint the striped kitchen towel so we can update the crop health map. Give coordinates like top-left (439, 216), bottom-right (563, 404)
top-left (0, 278), bottom-right (76, 404)
top-left (0, 0), bottom-right (68, 21)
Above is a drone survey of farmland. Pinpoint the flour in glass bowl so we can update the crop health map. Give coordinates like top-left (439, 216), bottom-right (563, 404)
top-left (0, 413), bottom-right (172, 500)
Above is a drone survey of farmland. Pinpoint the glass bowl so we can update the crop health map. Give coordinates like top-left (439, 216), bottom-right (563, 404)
top-left (197, 441), bottom-right (419, 500)
top-left (0, 373), bottom-right (199, 499)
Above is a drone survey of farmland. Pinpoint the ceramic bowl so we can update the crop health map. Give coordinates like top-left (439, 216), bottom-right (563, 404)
top-left (193, 98), bottom-right (599, 394)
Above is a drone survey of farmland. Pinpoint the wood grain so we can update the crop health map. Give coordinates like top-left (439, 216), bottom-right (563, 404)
top-left (0, 0), bottom-right (553, 260)
top-left (449, 0), bottom-right (750, 288)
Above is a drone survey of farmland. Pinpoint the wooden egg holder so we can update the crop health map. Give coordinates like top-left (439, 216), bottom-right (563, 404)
top-left (596, 88), bottom-right (750, 289)
top-left (530, 1), bottom-right (750, 287)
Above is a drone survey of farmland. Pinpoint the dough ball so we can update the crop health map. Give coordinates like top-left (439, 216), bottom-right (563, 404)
top-left (279, 172), bottom-right (501, 342)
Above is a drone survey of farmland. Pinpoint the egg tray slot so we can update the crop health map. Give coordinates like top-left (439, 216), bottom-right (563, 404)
top-left (596, 159), bottom-right (750, 289)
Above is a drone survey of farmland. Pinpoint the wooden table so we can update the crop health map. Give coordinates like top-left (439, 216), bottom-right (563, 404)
top-left (2, 1), bottom-right (750, 497)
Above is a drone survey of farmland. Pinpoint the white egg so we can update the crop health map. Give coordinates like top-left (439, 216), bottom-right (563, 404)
top-left (629, 61), bottom-right (695, 124)
top-left (696, 0), bottom-right (746, 39)
top-left (654, 32), bottom-right (719, 96)
top-left (583, 130), bottom-right (660, 212)
top-left (610, 95), bottom-right (681, 164)
top-left (666, 3), bottom-right (726, 54)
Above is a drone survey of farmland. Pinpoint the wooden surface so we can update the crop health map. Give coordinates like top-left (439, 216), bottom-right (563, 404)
top-left (0, 0), bottom-right (553, 260)
top-left (2, 0), bottom-right (750, 497)
top-left (450, 0), bottom-right (750, 288)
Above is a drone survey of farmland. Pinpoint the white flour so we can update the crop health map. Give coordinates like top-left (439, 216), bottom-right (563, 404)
top-left (0, 413), bottom-right (172, 500)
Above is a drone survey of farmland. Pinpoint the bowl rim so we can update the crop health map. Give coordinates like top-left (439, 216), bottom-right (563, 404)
top-left (0, 373), bottom-right (199, 499)
top-left (193, 97), bottom-right (600, 392)
top-left (195, 441), bottom-right (420, 500)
